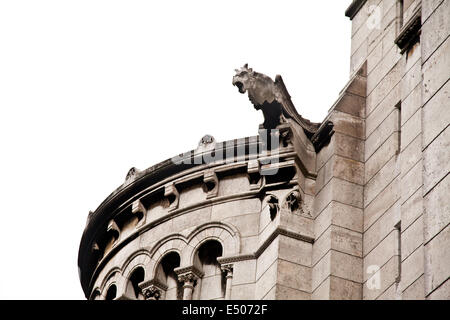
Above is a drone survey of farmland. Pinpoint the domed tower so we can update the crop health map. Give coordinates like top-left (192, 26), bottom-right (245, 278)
top-left (77, 64), bottom-right (343, 300)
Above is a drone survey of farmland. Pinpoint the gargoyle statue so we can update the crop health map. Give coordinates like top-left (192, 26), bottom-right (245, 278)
top-left (232, 64), bottom-right (333, 150)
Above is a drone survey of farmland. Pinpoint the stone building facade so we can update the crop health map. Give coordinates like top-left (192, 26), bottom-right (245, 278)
top-left (78, 0), bottom-right (449, 300)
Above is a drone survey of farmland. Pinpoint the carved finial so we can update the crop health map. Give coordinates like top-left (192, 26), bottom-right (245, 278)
top-left (126, 167), bottom-right (139, 180)
top-left (199, 134), bottom-right (215, 146)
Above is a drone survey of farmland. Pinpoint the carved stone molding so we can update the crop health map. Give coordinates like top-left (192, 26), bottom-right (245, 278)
top-left (203, 170), bottom-right (219, 199)
top-left (106, 220), bottom-right (120, 245)
top-left (217, 255), bottom-right (254, 264)
top-left (395, 5), bottom-right (421, 54)
top-left (139, 279), bottom-right (168, 301)
top-left (247, 160), bottom-right (262, 190)
top-left (345, 0), bottom-right (367, 20)
top-left (164, 183), bottom-right (180, 211)
top-left (131, 199), bottom-right (146, 227)
top-left (174, 265), bottom-right (204, 282)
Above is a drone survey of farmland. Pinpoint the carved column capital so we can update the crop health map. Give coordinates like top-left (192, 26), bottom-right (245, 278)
top-left (220, 263), bottom-right (234, 279)
top-left (138, 279), bottom-right (167, 301)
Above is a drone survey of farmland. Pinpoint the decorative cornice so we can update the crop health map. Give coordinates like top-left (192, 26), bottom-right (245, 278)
top-left (138, 278), bottom-right (168, 292)
top-left (395, 6), bottom-right (422, 54)
top-left (345, 0), bottom-right (367, 20)
top-left (174, 265), bottom-right (204, 282)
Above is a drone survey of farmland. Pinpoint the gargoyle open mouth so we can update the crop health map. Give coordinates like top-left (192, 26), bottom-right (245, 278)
top-left (234, 81), bottom-right (245, 93)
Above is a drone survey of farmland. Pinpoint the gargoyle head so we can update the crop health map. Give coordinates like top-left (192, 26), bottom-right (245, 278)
top-left (232, 63), bottom-right (254, 94)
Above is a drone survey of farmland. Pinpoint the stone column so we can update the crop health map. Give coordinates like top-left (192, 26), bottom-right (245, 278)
top-left (221, 264), bottom-right (234, 300)
top-left (174, 266), bottom-right (204, 300)
top-left (177, 273), bottom-right (198, 300)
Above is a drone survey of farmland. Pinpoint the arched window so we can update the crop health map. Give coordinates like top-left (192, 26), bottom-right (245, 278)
top-left (155, 252), bottom-right (182, 300)
top-left (194, 240), bottom-right (225, 300)
top-left (90, 289), bottom-right (101, 300)
top-left (105, 284), bottom-right (117, 300)
top-left (125, 266), bottom-right (145, 300)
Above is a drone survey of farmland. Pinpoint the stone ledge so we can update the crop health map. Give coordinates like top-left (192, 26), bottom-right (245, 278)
top-left (345, 0), bottom-right (368, 20)
top-left (395, 6), bottom-right (422, 54)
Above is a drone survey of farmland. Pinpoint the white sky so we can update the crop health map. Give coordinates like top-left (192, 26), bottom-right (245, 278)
top-left (0, 1), bottom-right (350, 299)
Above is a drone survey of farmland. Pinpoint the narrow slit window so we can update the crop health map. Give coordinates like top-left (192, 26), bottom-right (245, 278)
top-left (394, 222), bottom-right (401, 283)
top-left (395, 101), bottom-right (402, 154)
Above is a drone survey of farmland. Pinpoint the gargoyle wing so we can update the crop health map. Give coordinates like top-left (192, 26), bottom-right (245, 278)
top-left (274, 75), bottom-right (321, 138)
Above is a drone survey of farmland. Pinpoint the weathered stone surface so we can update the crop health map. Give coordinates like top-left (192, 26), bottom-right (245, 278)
top-left (401, 79), bottom-right (421, 126)
top-left (402, 275), bottom-right (425, 299)
top-left (255, 260), bottom-right (277, 300)
top-left (376, 282), bottom-right (399, 299)
top-left (277, 259), bottom-right (311, 293)
top-left (401, 215), bottom-right (423, 261)
top-left (421, 0), bottom-right (450, 62)
top-left (422, 0), bottom-right (446, 22)
top-left (400, 159), bottom-right (422, 204)
top-left (230, 283), bottom-right (255, 299)
top-left (256, 237), bottom-right (278, 281)
top-left (314, 178), bottom-right (364, 217)
top-left (363, 256), bottom-right (398, 300)
top-left (329, 276), bottom-right (363, 300)
top-left (364, 177), bottom-right (399, 230)
top-left (367, 59), bottom-right (404, 115)
top-left (363, 200), bottom-right (400, 255)
top-left (217, 174), bottom-right (250, 197)
top-left (422, 37), bottom-right (450, 104)
top-left (401, 59), bottom-right (422, 101)
top-left (365, 83), bottom-right (400, 137)
top-left (427, 278), bottom-right (450, 299)
top-left (314, 201), bottom-right (363, 238)
top-left (423, 175), bottom-right (450, 242)
top-left (316, 155), bottom-right (364, 194)
top-left (224, 213), bottom-right (259, 237)
top-left (424, 226), bottom-right (450, 294)
top-left (367, 41), bottom-right (383, 74)
top-left (232, 260), bottom-right (256, 286)
top-left (172, 207), bottom-right (211, 232)
top-left (400, 108), bottom-right (421, 152)
top-left (278, 235), bottom-right (312, 267)
top-left (334, 133), bottom-right (365, 162)
top-left (364, 155), bottom-right (399, 206)
top-left (422, 80), bottom-right (450, 148)
top-left (399, 133), bottom-right (421, 177)
top-left (401, 245), bottom-right (424, 290)
top-left (331, 111), bottom-right (365, 139)
top-left (333, 92), bottom-right (366, 118)
top-left (275, 284), bottom-right (310, 300)
top-left (401, 186), bottom-right (423, 230)
top-left (365, 132), bottom-right (398, 182)
top-left (367, 43), bottom-right (401, 95)
top-left (423, 126), bottom-right (450, 194)
top-left (365, 109), bottom-right (398, 161)
top-left (330, 250), bottom-right (363, 284)
top-left (211, 198), bottom-right (260, 221)
top-left (351, 40), bottom-right (369, 76)
top-left (363, 231), bottom-right (397, 282)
